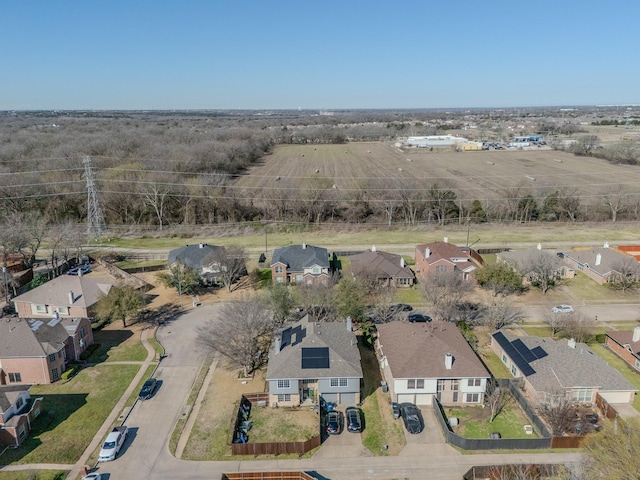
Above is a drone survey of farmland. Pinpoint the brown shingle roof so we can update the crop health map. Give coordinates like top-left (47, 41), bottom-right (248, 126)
top-left (350, 250), bottom-right (414, 280)
top-left (13, 275), bottom-right (112, 309)
top-left (377, 321), bottom-right (489, 379)
top-left (607, 330), bottom-right (640, 357)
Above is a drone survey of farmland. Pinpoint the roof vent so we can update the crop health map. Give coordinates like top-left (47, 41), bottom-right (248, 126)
top-left (68, 291), bottom-right (75, 305)
top-left (595, 253), bottom-right (602, 266)
top-left (444, 236), bottom-right (448, 243)
top-left (633, 326), bottom-right (640, 343)
top-left (568, 338), bottom-right (576, 349)
top-left (371, 245), bottom-right (376, 252)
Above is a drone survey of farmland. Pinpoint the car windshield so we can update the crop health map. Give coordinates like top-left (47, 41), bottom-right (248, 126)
top-left (103, 441), bottom-right (116, 449)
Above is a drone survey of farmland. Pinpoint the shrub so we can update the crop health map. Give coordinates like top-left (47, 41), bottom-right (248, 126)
top-left (61, 364), bottom-right (80, 381)
top-left (80, 343), bottom-right (100, 361)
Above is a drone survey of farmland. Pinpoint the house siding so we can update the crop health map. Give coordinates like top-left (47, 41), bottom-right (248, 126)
top-left (317, 377), bottom-right (360, 404)
top-left (605, 336), bottom-right (640, 371)
top-left (0, 355), bottom-right (62, 385)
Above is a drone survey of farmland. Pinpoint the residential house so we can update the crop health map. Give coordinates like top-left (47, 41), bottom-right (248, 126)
top-left (349, 247), bottom-right (415, 288)
top-left (266, 314), bottom-right (363, 407)
top-left (606, 327), bottom-right (640, 372)
top-left (491, 330), bottom-right (637, 404)
top-left (497, 249), bottom-right (575, 281)
top-left (376, 321), bottom-right (490, 406)
top-left (0, 386), bottom-right (43, 447)
top-left (12, 275), bottom-right (113, 320)
top-left (0, 315), bottom-right (93, 385)
top-left (559, 246), bottom-right (638, 285)
top-left (168, 243), bottom-right (229, 285)
top-left (270, 244), bottom-right (331, 286)
top-left (414, 240), bottom-right (482, 281)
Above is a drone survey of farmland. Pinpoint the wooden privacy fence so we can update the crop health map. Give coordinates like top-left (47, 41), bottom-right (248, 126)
top-left (243, 392), bottom-right (269, 405)
top-left (595, 392), bottom-right (619, 420)
top-left (231, 435), bottom-right (321, 456)
top-left (223, 472), bottom-right (316, 480)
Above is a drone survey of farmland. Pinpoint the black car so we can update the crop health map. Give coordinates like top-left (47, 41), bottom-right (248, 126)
top-left (345, 406), bottom-right (361, 433)
top-left (399, 403), bottom-right (424, 434)
top-left (326, 410), bottom-right (342, 435)
top-left (138, 378), bottom-right (158, 400)
top-left (390, 303), bottom-right (413, 313)
top-left (408, 313), bottom-right (432, 323)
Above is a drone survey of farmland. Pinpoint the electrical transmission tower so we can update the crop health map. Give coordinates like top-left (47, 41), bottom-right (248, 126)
top-left (83, 156), bottom-right (106, 240)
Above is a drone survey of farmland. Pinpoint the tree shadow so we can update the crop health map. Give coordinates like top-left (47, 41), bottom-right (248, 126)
top-left (136, 303), bottom-right (184, 328)
top-left (87, 329), bottom-right (135, 363)
top-left (357, 335), bottom-right (382, 403)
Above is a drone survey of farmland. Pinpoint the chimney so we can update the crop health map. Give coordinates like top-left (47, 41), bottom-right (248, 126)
top-left (199, 243), bottom-right (204, 248)
top-left (537, 243), bottom-right (542, 250)
top-left (425, 247), bottom-right (431, 258)
top-left (444, 236), bottom-right (448, 243)
top-left (274, 336), bottom-right (281, 353)
top-left (68, 291), bottom-right (74, 305)
top-left (568, 338), bottom-right (576, 349)
top-left (633, 326), bottom-right (640, 343)
top-left (400, 257), bottom-right (405, 268)
top-left (445, 352), bottom-right (453, 370)
top-left (595, 253), bottom-right (602, 266)
top-left (302, 243), bottom-right (306, 249)
top-left (346, 316), bottom-right (352, 332)
top-left (604, 242), bottom-right (609, 249)
top-left (371, 245), bottom-right (376, 252)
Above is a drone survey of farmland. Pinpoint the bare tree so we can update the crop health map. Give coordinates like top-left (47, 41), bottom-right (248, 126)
top-left (538, 390), bottom-right (577, 436)
top-left (522, 250), bottom-right (562, 294)
top-left (46, 220), bottom-right (84, 276)
top-left (609, 258), bottom-right (640, 292)
top-left (293, 281), bottom-right (337, 322)
top-left (571, 135), bottom-right (599, 156)
top-left (544, 311), bottom-right (565, 337)
top-left (485, 378), bottom-right (508, 423)
top-left (480, 298), bottom-right (527, 330)
top-left (209, 246), bottom-right (248, 292)
top-left (556, 189), bottom-right (581, 222)
top-left (602, 190), bottom-right (627, 223)
top-left (197, 294), bottom-right (275, 376)
top-left (420, 273), bottom-right (472, 322)
top-left (141, 178), bottom-right (171, 230)
top-left (95, 284), bottom-right (145, 328)
top-left (561, 314), bottom-right (597, 344)
top-left (582, 417), bottom-right (640, 479)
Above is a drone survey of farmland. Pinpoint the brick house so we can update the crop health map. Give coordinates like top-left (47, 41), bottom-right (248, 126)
top-left (0, 386), bottom-right (43, 447)
top-left (349, 247), bottom-right (415, 288)
top-left (0, 316), bottom-right (93, 385)
top-left (376, 321), bottom-right (489, 406)
top-left (266, 315), bottom-right (362, 407)
top-left (12, 274), bottom-right (113, 320)
top-left (606, 327), bottom-right (640, 372)
top-left (414, 241), bottom-right (482, 281)
top-left (270, 244), bottom-right (331, 286)
top-left (559, 246), bottom-right (638, 285)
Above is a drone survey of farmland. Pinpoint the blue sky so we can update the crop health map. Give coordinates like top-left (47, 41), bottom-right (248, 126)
top-left (2, 1), bottom-right (639, 110)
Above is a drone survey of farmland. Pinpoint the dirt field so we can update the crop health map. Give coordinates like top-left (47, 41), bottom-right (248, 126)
top-left (233, 143), bottom-right (640, 208)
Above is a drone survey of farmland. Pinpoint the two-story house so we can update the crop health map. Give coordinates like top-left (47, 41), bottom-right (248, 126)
top-left (266, 314), bottom-right (363, 407)
top-left (414, 240), bottom-right (482, 281)
top-left (168, 243), bottom-right (229, 285)
top-left (0, 386), bottom-right (43, 447)
top-left (270, 244), bottom-right (331, 286)
top-left (376, 321), bottom-right (490, 406)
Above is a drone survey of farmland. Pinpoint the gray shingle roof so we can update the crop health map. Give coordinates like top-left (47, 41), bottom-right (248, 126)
top-left (350, 250), bottom-right (415, 280)
top-left (266, 315), bottom-right (362, 380)
top-left (270, 244), bottom-right (329, 271)
top-left (563, 247), bottom-right (632, 277)
top-left (168, 244), bottom-right (225, 271)
top-left (13, 275), bottom-right (112, 309)
top-left (0, 317), bottom-right (59, 358)
top-left (496, 331), bottom-right (637, 393)
top-left (0, 385), bottom-right (29, 413)
top-left (377, 321), bottom-right (489, 379)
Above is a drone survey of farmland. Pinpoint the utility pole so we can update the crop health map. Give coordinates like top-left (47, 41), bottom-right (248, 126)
top-left (83, 156), bottom-right (106, 241)
top-left (2, 266), bottom-right (8, 304)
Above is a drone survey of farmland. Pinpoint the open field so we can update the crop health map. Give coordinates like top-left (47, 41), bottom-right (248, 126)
top-left (234, 143), bottom-right (640, 208)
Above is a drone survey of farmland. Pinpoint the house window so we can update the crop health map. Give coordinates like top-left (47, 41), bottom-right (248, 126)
top-left (8, 372), bottom-right (21, 383)
top-left (502, 354), bottom-right (507, 364)
top-left (453, 392), bottom-right (459, 403)
top-left (295, 274), bottom-right (303, 282)
top-left (52, 368), bottom-right (59, 380)
top-left (35, 304), bottom-right (47, 313)
top-left (330, 378), bottom-right (348, 387)
top-left (277, 394), bottom-right (291, 402)
top-left (437, 379), bottom-right (445, 392)
top-left (49, 354), bottom-right (56, 362)
top-left (467, 378), bottom-right (481, 387)
top-left (18, 424), bottom-right (26, 440)
top-left (636, 358), bottom-right (640, 370)
top-left (436, 265), bottom-right (447, 273)
top-left (312, 267), bottom-right (320, 274)
top-left (276, 277), bottom-right (283, 283)
top-left (416, 379), bottom-right (424, 389)
top-left (34, 406), bottom-right (40, 418)
top-left (56, 306), bottom-right (69, 315)
top-left (571, 389), bottom-right (594, 403)
top-left (511, 365), bottom-right (517, 376)
top-left (399, 278), bottom-right (410, 285)
top-left (15, 397), bottom-right (24, 409)
top-left (277, 379), bottom-right (290, 389)
top-left (302, 379), bottom-right (315, 384)
top-left (465, 393), bottom-right (480, 403)
top-left (408, 379), bottom-right (415, 389)
top-left (451, 380), bottom-right (459, 391)
top-left (275, 266), bottom-right (283, 273)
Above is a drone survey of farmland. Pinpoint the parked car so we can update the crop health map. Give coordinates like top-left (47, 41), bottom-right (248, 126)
top-left (552, 305), bottom-right (574, 314)
top-left (408, 313), bottom-right (432, 323)
top-left (399, 403), bottom-right (424, 434)
top-left (68, 264), bottom-right (91, 275)
top-left (326, 410), bottom-right (342, 435)
top-left (138, 378), bottom-right (158, 400)
top-left (82, 473), bottom-right (103, 480)
top-left (390, 303), bottom-right (413, 313)
top-left (345, 406), bottom-right (362, 433)
top-left (98, 426), bottom-right (128, 462)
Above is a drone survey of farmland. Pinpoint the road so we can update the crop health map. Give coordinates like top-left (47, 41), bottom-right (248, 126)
top-left (93, 303), bottom-right (582, 480)
top-left (521, 303), bottom-right (640, 323)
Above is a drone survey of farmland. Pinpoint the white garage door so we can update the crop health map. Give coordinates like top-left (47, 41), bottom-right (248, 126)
top-left (415, 394), bottom-right (434, 406)
top-left (397, 394), bottom-right (415, 404)
top-left (340, 393), bottom-right (357, 405)
top-left (322, 393), bottom-right (338, 404)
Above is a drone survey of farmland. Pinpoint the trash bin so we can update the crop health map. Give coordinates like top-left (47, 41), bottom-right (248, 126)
top-left (392, 402), bottom-right (400, 419)
top-left (381, 381), bottom-right (388, 393)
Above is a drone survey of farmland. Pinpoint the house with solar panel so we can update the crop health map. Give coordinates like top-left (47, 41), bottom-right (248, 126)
top-left (270, 243), bottom-right (331, 286)
top-left (265, 314), bottom-right (363, 407)
top-left (491, 330), bottom-right (637, 404)
top-left (0, 315), bottom-right (93, 385)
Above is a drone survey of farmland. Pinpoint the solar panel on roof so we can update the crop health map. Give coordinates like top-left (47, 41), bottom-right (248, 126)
top-left (531, 346), bottom-right (548, 359)
top-left (512, 339), bottom-right (537, 362)
top-left (493, 332), bottom-right (535, 377)
top-left (30, 320), bottom-right (44, 331)
top-left (301, 347), bottom-right (329, 369)
top-left (292, 324), bottom-right (306, 345)
top-left (280, 328), bottom-right (292, 350)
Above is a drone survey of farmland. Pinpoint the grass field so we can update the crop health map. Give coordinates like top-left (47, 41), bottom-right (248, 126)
top-left (0, 472), bottom-right (67, 480)
top-left (447, 398), bottom-right (537, 439)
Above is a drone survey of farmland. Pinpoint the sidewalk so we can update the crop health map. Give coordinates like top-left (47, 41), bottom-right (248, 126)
top-left (65, 326), bottom-right (159, 480)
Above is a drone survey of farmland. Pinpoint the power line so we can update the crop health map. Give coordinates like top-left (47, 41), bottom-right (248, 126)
top-left (83, 156), bottom-right (106, 240)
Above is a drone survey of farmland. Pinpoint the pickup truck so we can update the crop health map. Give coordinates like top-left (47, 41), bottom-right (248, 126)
top-left (98, 426), bottom-right (128, 462)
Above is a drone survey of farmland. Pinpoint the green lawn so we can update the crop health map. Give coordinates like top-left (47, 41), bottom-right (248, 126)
top-left (479, 347), bottom-right (512, 379)
top-left (589, 343), bottom-right (640, 411)
top-left (392, 287), bottom-right (423, 305)
top-left (89, 329), bottom-right (148, 363)
top-left (1, 364), bottom-right (140, 464)
top-left (0, 472), bottom-right (67, 480)
top-left (447, 400), bottom-right (537, 439)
